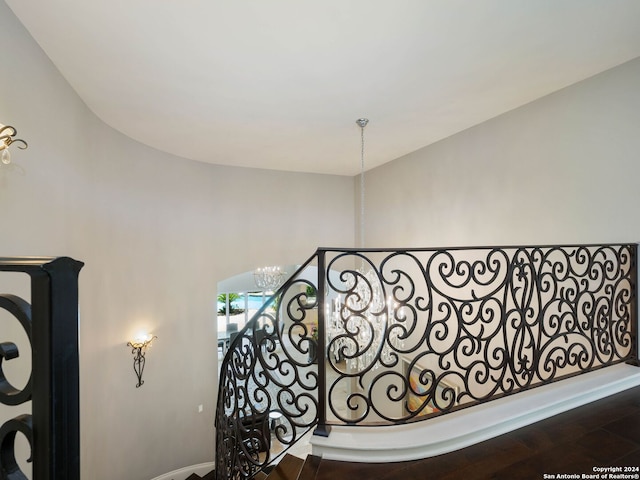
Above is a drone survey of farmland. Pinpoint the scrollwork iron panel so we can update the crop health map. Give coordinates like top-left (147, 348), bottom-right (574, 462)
top-left (0, 414), bottom-right (33, 480)
top-left (0, 294), bottom-right (33, 478)
top-left (323, 244), bottom-right (636, 425)
top-left (0, 295), bottom-right (32, 407)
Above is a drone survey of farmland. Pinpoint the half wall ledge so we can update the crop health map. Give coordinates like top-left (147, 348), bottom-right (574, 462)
top-left (310, 364), bottom-right (640, 463)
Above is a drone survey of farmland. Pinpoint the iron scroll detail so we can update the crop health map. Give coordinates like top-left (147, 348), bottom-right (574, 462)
top-left (0, 294), bottom-right (33, 478)
top-left (0, 295), bottom-right (32, 406)
top-left (0, 415), bottom-right (33, 479)
top-left (322, 244), bottom-right (637, 425)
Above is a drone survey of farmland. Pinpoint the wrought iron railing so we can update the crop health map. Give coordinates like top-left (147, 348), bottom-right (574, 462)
top-left (215, 244), bottom-right (638, 479)
top-left (0, 257), bottom-right (83, 480)
top-left (215, 256), bottom-right (320, 480)
top-left (318, 244), bottom-right (637, 428)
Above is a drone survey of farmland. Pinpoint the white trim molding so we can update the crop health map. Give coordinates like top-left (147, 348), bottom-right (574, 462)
top-left (311, 364), bottom-right (640, 463)
top-left (150, 462), bottom-right (215, 480)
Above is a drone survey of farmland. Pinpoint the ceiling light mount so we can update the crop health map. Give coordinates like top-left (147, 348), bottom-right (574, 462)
top-left (356, 118), bottom-right (369, 129)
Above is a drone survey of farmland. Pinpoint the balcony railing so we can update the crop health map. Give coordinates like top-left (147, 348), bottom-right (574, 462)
top-left (0, 257), bottom-right (83, 480)
top-left (215, 244), bottom-right (638, 479)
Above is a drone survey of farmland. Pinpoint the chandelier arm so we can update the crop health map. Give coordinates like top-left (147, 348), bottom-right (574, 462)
top-left (12, 139), bottom-right (28, 150)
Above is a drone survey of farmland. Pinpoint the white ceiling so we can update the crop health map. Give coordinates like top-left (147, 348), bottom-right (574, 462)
top-left (6, 0), bottom-right (640, 176)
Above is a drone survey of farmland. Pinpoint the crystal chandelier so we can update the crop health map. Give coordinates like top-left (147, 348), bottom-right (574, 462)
top-left (253, 266), bottom-right (285, 291)
top-left (328, 269), bottom-right (405, 372)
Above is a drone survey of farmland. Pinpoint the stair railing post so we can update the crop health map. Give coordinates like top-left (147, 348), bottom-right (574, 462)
top-left (628, 243), bottom-right (640, 367)
top-left (31, 257), bottom-right (83, 480)
top-left (313, 249), bottom-right (330, 437)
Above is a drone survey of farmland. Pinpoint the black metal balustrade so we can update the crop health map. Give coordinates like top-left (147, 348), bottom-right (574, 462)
top-left (318, 244), bottom-right (637, 428)
top-left (215, 244), bottom-right (638, 479)
top-left (0, 257), bottom-right (83, 480)
top-left (215, 256), bottom-right (320, 480)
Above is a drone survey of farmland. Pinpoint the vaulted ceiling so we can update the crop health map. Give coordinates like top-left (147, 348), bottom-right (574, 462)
top-left (6, 0), bottom-right (640, 175)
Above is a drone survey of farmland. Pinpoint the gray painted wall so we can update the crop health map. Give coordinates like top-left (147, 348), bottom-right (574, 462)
top-left (362, 57), bottom-right (640, 249)
top-left (0, 3), bottom-right (354, 479)
top-left (4, 0), bottom-right (640, 477)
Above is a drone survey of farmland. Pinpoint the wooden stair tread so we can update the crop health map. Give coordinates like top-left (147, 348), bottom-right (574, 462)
top-left (264, 454), bottom-right (305, 480)
top-left (185, 470), bottom-right (215, 480)
top-left (296, 455), bottom-right (321, 480)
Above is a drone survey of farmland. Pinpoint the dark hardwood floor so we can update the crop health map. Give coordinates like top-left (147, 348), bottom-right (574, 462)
top-left (301, 384), bottom-right (640, 480)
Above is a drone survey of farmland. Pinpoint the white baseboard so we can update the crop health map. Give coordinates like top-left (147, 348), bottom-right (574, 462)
top-left (150, 462), bottom-right (215, 480)
top-left (311, 364), bottom-right (640, 463)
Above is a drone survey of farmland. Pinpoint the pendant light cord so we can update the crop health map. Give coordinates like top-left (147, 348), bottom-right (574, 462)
top-left (356, 118), bottom-right (369, 250)
top-left (360, 123), bottom-right (365, 249)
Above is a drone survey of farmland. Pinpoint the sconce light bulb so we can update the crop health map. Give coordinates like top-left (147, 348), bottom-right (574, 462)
top-left (1, 148), bottom-right (10, 165)
top-left (139, 332), bottom-right (152, 343)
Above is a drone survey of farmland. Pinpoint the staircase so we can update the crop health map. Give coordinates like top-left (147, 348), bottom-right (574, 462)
top-left (186, 472), bottom-right (215, 480)
top-left (254, 454), bottom-right (307, 480)
top-left (214, 244), bottom-right (640, 480)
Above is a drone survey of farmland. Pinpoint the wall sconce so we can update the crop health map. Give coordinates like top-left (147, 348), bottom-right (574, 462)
top-left (126, 333), bottom-right (157, 388)
top-left (0, 124), bottom-right (28, 165)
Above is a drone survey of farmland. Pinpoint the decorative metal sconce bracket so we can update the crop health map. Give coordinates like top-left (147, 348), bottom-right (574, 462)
top-left (0, 124), bottom-right (28, 165)
top-left (126, 336), bottom-right (157, 388)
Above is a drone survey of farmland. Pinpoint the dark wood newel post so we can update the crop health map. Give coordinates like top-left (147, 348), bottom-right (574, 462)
top-left (628, 243), bottom-right (640, 367)
top-left (31, 257), bottom-right (84, 480)
top-left (313, 249), bottom-right (330, 437)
